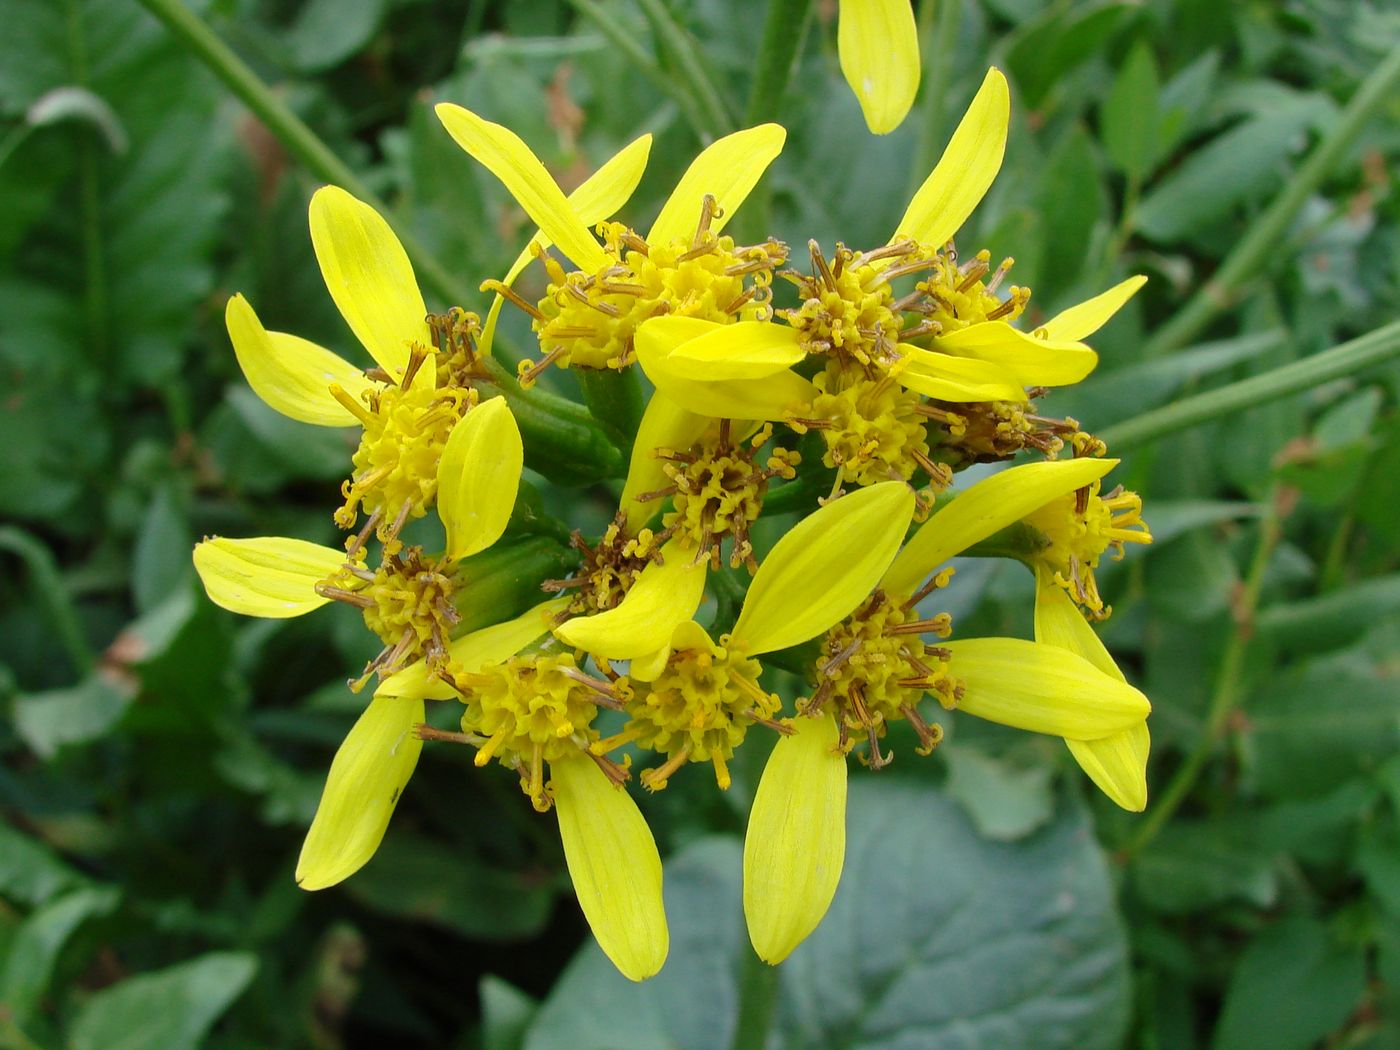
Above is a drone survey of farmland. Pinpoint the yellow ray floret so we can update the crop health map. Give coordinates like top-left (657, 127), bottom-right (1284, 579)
top-left (193, 536), bottom-right (348, 618)
top-left (838, 0), bottom-right (920, 135)
top-left (437, 398), bottom-right (523, 562)
top-left (648, 124), bottom-right (787, 244)
top-left (1039, 275), bottom-right (1148, 342)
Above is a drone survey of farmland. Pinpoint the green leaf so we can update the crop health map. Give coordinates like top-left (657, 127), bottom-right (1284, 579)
top-left (524, 782), bottom-right (1129, 1049)
top-left (132, 486), bottom-right (191, 614)
top-left (1035, 126), bottom-right (1107, 303)
top-left (13, 674), bottom-right (137, 760)
top-left (944, 747), bottom-right (1056, 841)
top-left (67, 951), bottom-right (258, 1050)
top-left (342, 831), bottom-right (555, 941)
top-left (0, 823), bottom-right (88, 906)
top-left (285, 0), bottom-right (388, 74)
top-left (0, 886), bottom-right (121, 1026)
top-left (481, 976), bottom-right (539, 1050)
top-left (1256, 574), bottom-right (1400, 654)
top-left (1132, 821), bottom-right (1278, 915)
top-left (1101, 41), bottom-right (1160, 181)
top-left (1211, 916), bottom-right (1365, 1050)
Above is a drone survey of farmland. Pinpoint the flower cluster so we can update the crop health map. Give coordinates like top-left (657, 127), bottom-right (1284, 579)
top-left (194, 67), bottom-right (1153, 982)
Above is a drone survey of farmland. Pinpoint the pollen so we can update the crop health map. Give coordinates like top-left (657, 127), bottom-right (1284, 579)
top-left (1023, 479), bottom-right (1153, 618)
top-left (506, 197), bottom-right (786, 381)
top-left (916, 247), bottom-right (1031, 333)
top-left (332, 347), bottom-right (475, 547)
top-left (783, 241), bottom-right (917, 370)
top-left (602, 644), bottom-right (781, 792)
top-left (808, 584), bottom-right (962, 768)
top-left (642, 421), bottom-right (799, 570)
top-left (426, 306), bottom-right (490, 388)
top-left (544, 513), bottom-right (663, 615)
top-left (444, 652), bottom-right (626, 811)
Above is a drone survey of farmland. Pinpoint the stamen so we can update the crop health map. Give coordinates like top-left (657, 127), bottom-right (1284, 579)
top-left (480, 279), bottom-right (546, 320)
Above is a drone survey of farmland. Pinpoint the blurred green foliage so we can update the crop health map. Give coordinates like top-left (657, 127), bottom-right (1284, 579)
top-left (2, 0), bottom-right (1400, 1047)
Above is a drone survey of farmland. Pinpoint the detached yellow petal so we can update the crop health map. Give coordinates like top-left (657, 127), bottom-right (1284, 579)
top-left (666, 321), bottom-right (806, 380)
top-left (934, 322), bottom-right (1098, 387)
top-left (308, 186), bottom-right (430, 380)
top-left (893, 68), bottom-right (1009, 247)
top-left (744, 711), bottom-right (846, 964)
top-left (881, 457), bottom-right (1118, 596)
top-left (481, 135), bottom-right (654, 357)
top-left (554, 538), bottom-right (707, 660)
top-left (732, 481), bottom-right (914, 655)
top-left (552, 754), bottom-right (668, 981)
top-left (944, 637), bottom-right (1150, 739)
top-left (376, 599), bottom-right (569, 701)
top-left (225, 294), bottom-right (370, 427)
top-left (296, 696), bottom-right (424, 890)
top-left (1035, 572), bottom-right (1148, 811)
top-left (435, 104), bottom-right (609, 273)
top-left (621, 394), bottom-right (710, 533)
top-left (636, 318), bottom-right (818, 420)
top-left (896, 345), bottom-right (1028, 403)
top-left (193, 536), bottom-right (344, 618)
top-left (1040, 275), bottom-right (1147, 343)
top-left (647, 124), bottom-right (787, 245)
top-left (838, 0), bottom-right (920, 134)
top-left (437, 398), bottom-right (523, 562)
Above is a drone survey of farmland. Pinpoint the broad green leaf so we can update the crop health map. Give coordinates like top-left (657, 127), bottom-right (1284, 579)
top-left (1035, 126), bottom-right (1106, 303)
top-left (0, 886), bottom-right (120, 1026)
top-left (482, 976), bottom-right (539, 1050)
top-left (1101, 41), bottom-right (1160, 180)
top-left (0, 823), bottom-right (88, 906)
top-left (67, 951), bottom-right (258, 1050)
top-left (13, 674), bottom-right (136, 760)
top-left (523, 782), bottom-right (1129, 1050)
top-left (943, 747), bottom-right (1055, 841)
top-left (1132, 821), bottom-right (1278, 915)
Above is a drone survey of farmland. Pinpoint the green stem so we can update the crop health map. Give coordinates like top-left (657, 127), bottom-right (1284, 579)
top-left (1122, 488), bottom-right (1284, 858)
top-left (561, 0), bottom-right (712, 140)
top-left (0, 527), bottom-right (95, 678)
top-left (132, 0), bottom-right (473, 308)
top-left (1142, 43), bottom-right (1400, 357)
top-left (1099, 319), bottom-right (1400, 451)
top-left (730, 949), bottom-right (780, 1050)
top-left (634, 0), bottom-right (735, 138)
top-left (744, 0), bottom-right (812, 125)
top-left (574, 367), bottom-right (646, 457)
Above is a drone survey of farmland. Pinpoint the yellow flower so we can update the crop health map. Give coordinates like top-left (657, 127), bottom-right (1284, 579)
top-left (226, 187), bottom-right (496, 546)
top-left (193, 398), bottom-right (524, 891)
top-left (837, 0), bottom-right (920, 135)
top-left (742, 458), bottom-right (1152, 964)
top-left (435, 104), bottom-right (787, 378)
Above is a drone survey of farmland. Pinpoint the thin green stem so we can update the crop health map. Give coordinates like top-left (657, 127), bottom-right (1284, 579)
top-left (132, 0), bottom-right (473, 308)
top-left (1100, 319), bottom-right (1400, 451)
top-left (1122, 488), bottom-right (1285, 858)
top-left (634, 0), bottom-right (735, 138)
top-left (1143, 43), bottom-right (1400, 357)
top-left (730, 950), bottom-right (780, 1050)
top-left (744, 0), bottom-right (812, 125)
top-left (561, 0), bottom-right (712, 139)
top-left (0, 527), bottom-right (95, 678)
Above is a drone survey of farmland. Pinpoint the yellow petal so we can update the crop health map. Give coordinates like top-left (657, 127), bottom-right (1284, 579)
top-left (435, 103), bottom-right (609, 273)
top-left (225, 294), bottom-right (370, 427)
top-left (308, 186), bottom-right (430, 380)
top-left (881, 457), bottom-right (1118, 597)
top-left (647, 124), bottom-right (787, 245)
top-left (934, 322), bottom-right (1098, 386)
top-left (731, 481), bottom-right (914, 655)
top-left (621, 394), bottom-right (710, 533)
top-left (437, 398), bottom-right (523, 562)
top-left (193, 536), bottom-right (344, 618)
top-left (376, 599), bottom-right (569, 700)
top-left (896, 345), bottom-right (1029, 402)
top-left (552, 753), bottom-right (668, 981)
top-left (296, 696), bottom-right (424, 890)
top-left (943, 638), bottom-right (1150, 739)
top-left (743, 711), bottom-right (846, 964)
top-left (481, 135), bottom-right (654, 357)
top-left (553, 538), bottom-right (708, 660)
top-left (665, 321), bottom-right (806, 380)
top-left (1034, 572), bottom-right (1149, 811)
top-left (1040, 275), bottom-right (1148, 343)
top-left (838, 0), bottom-right (920, 134)
top-left (629, 643), bottom-right (672, 683)
top-left (636, 318), bottom-right (818, 421)
top-left (893, 67), bottom-right (1009, 247)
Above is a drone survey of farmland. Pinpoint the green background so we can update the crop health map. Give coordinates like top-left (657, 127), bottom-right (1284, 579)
top-left (3, 0), bottom-right (1400, 1047)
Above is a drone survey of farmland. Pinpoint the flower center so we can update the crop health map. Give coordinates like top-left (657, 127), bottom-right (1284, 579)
top-left (924, 393), bottom-right (1084, 466)
top-left (426, 307), bottom-right (490, 388)
top-left (596, 644), bottom-right (781, 791)
top-left (545, 514), bottom-right (663, 615)
top-left (783, 241), bottom-right (923, 369)
top-left (916, 247), bottom-right (1030, 333)
top-left (809, 586), bottom-right (962, 768)
top-left (331, 347), bottom-right (475, 547)
top-left (496, 197), bottom-right (786, 381)
top-left (443, 652), bottom-right (629, 811)
top-left (1022, 479), bottom-right (1152, 618)
top-left (640, 421), bottom-right (799, 570)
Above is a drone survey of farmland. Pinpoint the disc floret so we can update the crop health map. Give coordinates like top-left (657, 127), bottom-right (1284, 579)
top-left (545, 514), bottom-right (664, 616)
top-left (804, 362), bottom-right (945, 489)
top-left (915, 247), bottom-right (1030, 334)
top-left (1023, 479), bottom-right (1152, 618)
